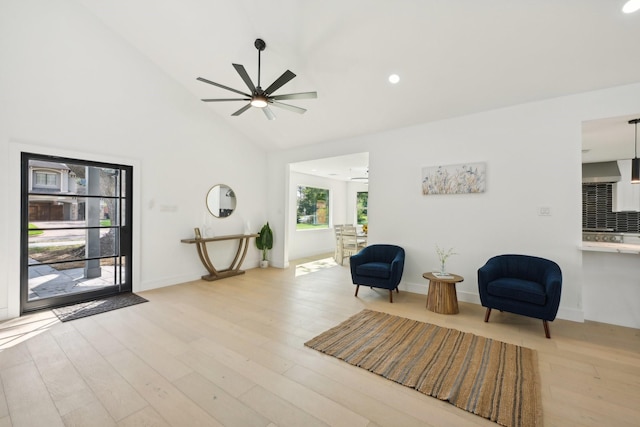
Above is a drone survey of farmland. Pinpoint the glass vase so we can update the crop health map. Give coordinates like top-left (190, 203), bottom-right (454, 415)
top-left (440, 260), bottom-right (447, 276)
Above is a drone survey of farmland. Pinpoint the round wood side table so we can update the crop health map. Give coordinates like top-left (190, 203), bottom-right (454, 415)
top-left (422, 272), bottom-right (465, 314)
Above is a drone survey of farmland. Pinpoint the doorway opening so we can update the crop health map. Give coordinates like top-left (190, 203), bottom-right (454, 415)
top-left (287, 152), bottom-right (369, 264)
top-left (20, 152), bottom-right (133, 313)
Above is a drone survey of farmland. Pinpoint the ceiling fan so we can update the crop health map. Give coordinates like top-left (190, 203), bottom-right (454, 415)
top-left (197, 38), bottom-right (317, 120)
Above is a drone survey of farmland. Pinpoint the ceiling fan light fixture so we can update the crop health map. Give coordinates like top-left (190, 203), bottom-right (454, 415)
top-left (630, 118), bottom-right (640, 183)
top-left (632, 158), bottom-right (640, 183)
top-left (250, 96), bottom-right (268, 108)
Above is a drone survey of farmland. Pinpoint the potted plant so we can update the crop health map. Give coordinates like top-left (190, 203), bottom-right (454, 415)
top-left (256, 222), bottom-right (273, 268)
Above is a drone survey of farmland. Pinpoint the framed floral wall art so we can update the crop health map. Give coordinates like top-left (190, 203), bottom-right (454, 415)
top-left (422, 162), bottom-right (486, 195)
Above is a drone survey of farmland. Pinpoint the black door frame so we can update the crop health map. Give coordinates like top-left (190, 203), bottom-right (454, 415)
top-left (20, 152), bottom-right (133, 313)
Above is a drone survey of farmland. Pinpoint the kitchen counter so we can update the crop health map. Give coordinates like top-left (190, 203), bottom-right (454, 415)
top-left (580, 242), bottom-right (640, 254)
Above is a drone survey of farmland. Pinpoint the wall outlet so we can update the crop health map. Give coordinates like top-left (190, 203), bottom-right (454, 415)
top-left (159, 204), bottom-right (178, 212)
top-left (538, 206), bottom-right (551, 216)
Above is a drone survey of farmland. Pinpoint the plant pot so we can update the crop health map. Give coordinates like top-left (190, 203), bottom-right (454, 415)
top-left (259, 260), bottom-right (269, 269)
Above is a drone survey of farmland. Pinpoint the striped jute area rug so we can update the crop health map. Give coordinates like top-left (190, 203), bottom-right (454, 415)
top-left (304, 309), bottom-right (541, 427)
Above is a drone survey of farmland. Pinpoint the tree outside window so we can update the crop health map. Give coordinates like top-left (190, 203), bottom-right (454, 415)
top-left (357, 191), bottom-right (368, 225)
top-left (296, 186), bottom-right (329, 230)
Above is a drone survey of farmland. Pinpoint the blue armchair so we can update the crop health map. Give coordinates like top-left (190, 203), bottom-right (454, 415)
top-left (478, 254), bottom-right (562, 338)
top-left (350, 244), bottom-right (405, 303)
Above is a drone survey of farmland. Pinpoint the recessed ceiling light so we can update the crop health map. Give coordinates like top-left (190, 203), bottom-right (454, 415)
top-left (623, 0), bottom-right (640, 13)
top-left (388, 74), bottom-right (400, 84)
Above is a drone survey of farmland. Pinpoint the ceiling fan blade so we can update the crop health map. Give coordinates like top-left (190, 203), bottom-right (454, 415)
top-left (231, 103), bottom-right (252, 116)
top-left (264, 70), bottom-right (296, 95)
top-left (232, 63), bottom-right (256, 93)
top-left (271, 91), bottom-right (318, 101)
top-left (270, 101), bottom-right (307, 114)
top-left (201, 98), bottom-right (250, 102)
top-left (263, 106), bottom-right (276, 121)
top-left (197, 77), bottom-right (251, 97)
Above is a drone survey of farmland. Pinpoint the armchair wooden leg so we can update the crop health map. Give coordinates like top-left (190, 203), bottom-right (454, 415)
top-left (395, 287), bottom-right (399, 293)
top-left (389, 290), bottom-right (393, 303)
top-left (484, 308), bottom-right (492, 322)
top-left (354, 285), bottom-right (360, 297)
top-left (543, 320), bottom-right (551, 339)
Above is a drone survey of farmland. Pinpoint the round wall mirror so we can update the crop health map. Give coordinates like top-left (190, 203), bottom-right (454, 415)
top-left (206, 184), bottom-right (237, 218)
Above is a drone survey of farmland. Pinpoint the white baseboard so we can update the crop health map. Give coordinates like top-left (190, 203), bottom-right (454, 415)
top-left (402, 280), bottom-right (428, 295)
top-left (137, 273), bottom-right (201, 292)
top-left (556, 307), bottom-right (584, 323)
top-left (457, 290), bottom-right (482, 304)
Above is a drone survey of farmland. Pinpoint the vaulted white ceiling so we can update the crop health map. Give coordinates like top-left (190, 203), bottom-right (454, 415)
top-left (77, 0), bottom-right (640, 153)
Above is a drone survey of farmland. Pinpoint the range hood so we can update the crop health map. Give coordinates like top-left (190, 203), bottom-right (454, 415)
top-left (582, 161), bottom-right (622, 184)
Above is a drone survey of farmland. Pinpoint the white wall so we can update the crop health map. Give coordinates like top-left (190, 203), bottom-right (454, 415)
top-left (268, 83), bottom-right (640, 328)
top-left (0, 0), bottom-right (267, 319)
top-left (582, 251), bottom-right (640, 328)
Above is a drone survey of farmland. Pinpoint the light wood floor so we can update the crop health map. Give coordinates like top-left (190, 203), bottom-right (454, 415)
top-left (1, 254), bottom-right (639, 427)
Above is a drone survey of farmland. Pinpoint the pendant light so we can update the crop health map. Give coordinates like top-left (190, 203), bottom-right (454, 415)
top-left (631, 118), bottom-right (640, 184)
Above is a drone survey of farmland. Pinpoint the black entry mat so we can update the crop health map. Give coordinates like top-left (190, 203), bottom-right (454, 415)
top-left (52, 293), bottom-right (148, 322)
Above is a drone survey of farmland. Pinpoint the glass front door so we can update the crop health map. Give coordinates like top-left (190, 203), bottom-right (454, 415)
top-left (20, 153), bottom-right (133, 313)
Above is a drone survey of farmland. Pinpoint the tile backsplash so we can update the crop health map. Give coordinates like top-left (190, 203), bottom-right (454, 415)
top-left (582, 183), bottom-right (640, 232)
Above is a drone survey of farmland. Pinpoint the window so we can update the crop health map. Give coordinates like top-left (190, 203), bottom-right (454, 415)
top-left (34, 171), bottom-right (59, 187)
top-left (296, 186), bottom-right (329, 230)
top-left (357, 191), bottom-right (368, 225)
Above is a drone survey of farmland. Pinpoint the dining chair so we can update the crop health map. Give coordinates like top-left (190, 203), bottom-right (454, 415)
top-left (357, 229), bottom-right (367, 249)
top-left (333, 224), bottom-right (345, 262)
top-left (339, 225), bottom-right (360, 265)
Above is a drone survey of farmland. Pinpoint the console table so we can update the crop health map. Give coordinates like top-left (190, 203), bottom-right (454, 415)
top-left (181, 233), bottom-right (259, 281)
top-left (422, 272), bottom-right (464, 314)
